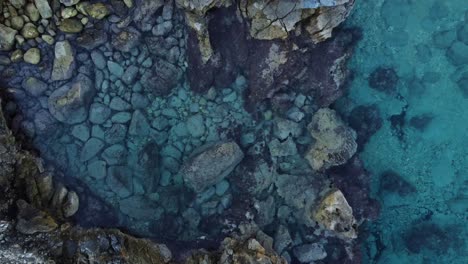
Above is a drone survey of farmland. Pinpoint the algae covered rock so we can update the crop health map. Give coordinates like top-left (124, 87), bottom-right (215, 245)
top-left (0, 24), bottom-right (17, 51)
top-left (313, 189), bottom-right (357, 240)
top-left (306, 108), bottom-right (357, 171)
top-left (181, 141), bottom-right (244, 192)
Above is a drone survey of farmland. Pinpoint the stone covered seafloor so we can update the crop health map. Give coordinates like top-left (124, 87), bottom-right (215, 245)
top-left (338, 0), bottom-right (468, 263)
top-left (0, 0), bottom-right (385, 263)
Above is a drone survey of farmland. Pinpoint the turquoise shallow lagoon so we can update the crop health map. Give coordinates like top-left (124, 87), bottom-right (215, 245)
top-left (340, 0), bottom-right (468, 263)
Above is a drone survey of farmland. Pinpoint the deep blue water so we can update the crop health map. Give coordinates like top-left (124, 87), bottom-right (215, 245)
top-left (340, 0), bottom-right (468, 263)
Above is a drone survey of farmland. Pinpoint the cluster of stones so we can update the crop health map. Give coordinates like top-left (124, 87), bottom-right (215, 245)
top-left (0, 0), bottom-right (370, 263)
top-left (0, 0), bottom-right (114, 65)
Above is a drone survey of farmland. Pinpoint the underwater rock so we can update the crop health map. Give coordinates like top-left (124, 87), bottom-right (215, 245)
top-left (274, 118), bottom-right (303, 140)
top-left (107, 166), bottom-right (133, 198)
top-left (51, 40), bottom-right (76, 81)
top-left (181, 141), bottom-right (244, 192)
top-left (274, 173), bottom-right (317, 211)
top-left (233, 158), bottom-right (275, 195)
top-left (76, 29), bottom-right (108, 50)
top-left (34, 0), bottom-right (52, 19)
top-left (119, 195), bottom-right (161, 219)
top-left (347, 104), bottom-right (382, 150)
top-left (85, 3), bottom-right (110, 20)
top-left (313, 189), bottom-right (357, 240)
top-left (379, 170), bottom-right (416, 196)
top-left (368, 66), bottom-right (399, 93)
top-left (457, 72), bottom-right (468, 97)
top-left (80, 138), bottom-right (105, 162)
top-left (0, 24), bottom-right (17, 51)
top-left (432, 30), bottom-right (456, 49)
top-left (293, 243), bottom-right (327, 262)
top-left (133, 0), bottom-right (164, 31)
top-left (111, 27), bottom-right (141, 53)
top-left (48, 74), bottom-right (95, 124)
top-left (140, 59), bottom-right (182, 96)
top-left (102, 144), bottom-right (127, 166)
top-left (22, 77), bottom-right (48, 97)
top-left (274, 224), bottom-right (292, 254)
top-left (34, 109), bottom-right (58, 135)
top-left (306, 108), bottom-right (357, 171)
top-left (268, 138), bottom-right (298, 157)
top-left (409, 114), bottom-right (434, 131)
top-left (446, 41), bottom-right (468, 66)
top-left (104, 124), bottom-right (127, 144)
top-left (89, 103), bottom-right (111, 124)
top-left (129, 110), bottom-right (150, 136)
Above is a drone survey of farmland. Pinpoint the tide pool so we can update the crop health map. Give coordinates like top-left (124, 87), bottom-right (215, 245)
top-left (339, 0), bottom-right (468, 263)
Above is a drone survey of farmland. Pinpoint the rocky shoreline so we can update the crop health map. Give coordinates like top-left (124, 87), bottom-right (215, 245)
top-left (0, 0), bottom-right (379, 263)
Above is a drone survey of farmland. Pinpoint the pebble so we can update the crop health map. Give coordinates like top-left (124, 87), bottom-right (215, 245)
top-left (186, 114), bottom-right (205, 138)
top-left (87, 160), bottom-right (107, 180)
top-left (109, 97), bottom-right (131, 111)
top-left (91, 50), bottom-right (106, 69)
top-left (111, 112), bottom-right (132, 123)
top-left (89, 103), bottom-right (111, 124)
top-left (107, 61), bottom-right (124, 76)
top-left (21, 23), bottom-right (39, 39)
top-left (80, 138), bottom-right (105, 162)
top-left (71, 124), bottom-right (90, 142)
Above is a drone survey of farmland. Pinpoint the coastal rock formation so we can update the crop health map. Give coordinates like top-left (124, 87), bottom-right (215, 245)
top-left (313, 189), bottom-right (357, 240)
top-left (306, 108), bottom-right (357, 171)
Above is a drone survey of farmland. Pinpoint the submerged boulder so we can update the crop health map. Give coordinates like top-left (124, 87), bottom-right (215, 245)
top-left (306, 108), bottom-right (357, 171)
top-left (313, 189), bottom-right (357, 240)
top-left (48, 74), bottom-right (95, 124)
top-left (181, 141), bottom-right (244, 192)
top-left (51, 40), bottom-right (76, 81)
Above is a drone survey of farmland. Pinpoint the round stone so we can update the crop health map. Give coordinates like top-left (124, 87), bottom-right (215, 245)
top-left (24, 48), bottom-right (40, 64)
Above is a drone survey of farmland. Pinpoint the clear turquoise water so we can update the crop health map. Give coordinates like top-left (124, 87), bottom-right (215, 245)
top-left (340, 0), bottom-right (468, 263)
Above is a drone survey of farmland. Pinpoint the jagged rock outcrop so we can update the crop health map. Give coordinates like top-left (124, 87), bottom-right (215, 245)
top-left (178, 0), bottom-right (358, 108)
top-left (313, 189), bottom-right (357, 240)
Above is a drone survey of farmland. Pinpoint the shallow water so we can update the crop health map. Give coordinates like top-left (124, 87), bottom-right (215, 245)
top-left (339, 0), bottom-right (468, 263)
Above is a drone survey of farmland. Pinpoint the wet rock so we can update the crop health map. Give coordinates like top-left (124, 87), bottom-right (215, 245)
top-left (274, 174), bottom-right (316, 210)
top-left (102, 144), bottom-right (127, 165)
top-left (368, 66), bottom-right (399, 93)
top-left (107, 166), bottom-right (133, 198)
top-left (9, 0), bottom-right (26, 9)
top-left (268, 138), bottom-right (298, 157)
top-left (22, 77), bottom-right (48, 96)
top-left (274, 118), bottom-right (302, 140)
top-left (85, 3), bottom-right (110, 20)
top-left (293, 243), bottom-right (327, 262)
top-left (60, 0), bottom-right (80, 6)
top-left (131, 93), bottom-right (149, 109)
top-left (306, 108), bottom-right (357, 171)
top-left (111, 27), bottom-right (141, 52)
top-left (111, 112), bottom-right (131, 123)
top-left (133, 0), bottom-right (164, 31)
top-left (34, 109), bottom-right (58, 135)
top-left (89, 103), bottom-right (111, 124)
top-left (48, 74), bottom-right (95, 124)
top-left (76, 29), bottom-right (108, 50)
top-left (446, 41), bottom-right (468, 66)
top-left (59, 18), bottom-right (83, 33)
top-left (11, 16), bottom-right (25, 31)
top-left (122, 65), bottom-right (139, 85)
top-left (107, 60), bottom-right (124, 76)
top-left (186, 114), bottom-right (205, 138)
top-left (71, 124), bottom-right (90, 141)
top-left (104, 124), bottom-right (127, 144)
top-left (129, 110), bottom-right (150, 136)
top-left (51, 40), bottom-right (76, 81)
top-left (87, 160), bottom-right (107, 180)
top-left (119, 195), bottom-right (161, 219)
top-left (181, 141), bottom-right (244, 192)
top-left (91, 50), bottom-right (106, 69)
top-left (0, 24), bottom-right (17, 51)
top-left (25, 3), bottom-right (40, 22)
top-left (62, 191), bottom-right (79, 217)
top-left (140, 59), bottom-right (181, 96)
top-left (313, 189), bottom-right (357, 240)
top-left (34, 0), bottom-right (52, 19)
top-left (21, 23), bottom-right (39, 39)
top-left (109, 97), bottom-right (131, 111)
top-left (24, 48), bottom-right (41, 64)
top-left (80, 138), bottom-right (105, 162)
top-left (254, 196), bottom-right (276, 227)
top-left (16, 200), bottom-right (58, 235)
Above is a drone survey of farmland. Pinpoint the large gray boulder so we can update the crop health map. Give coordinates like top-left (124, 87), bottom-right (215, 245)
top-left (181, 141), bottom-right (244, 192)
top-left (48, 74), bottom-right (95, 124)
